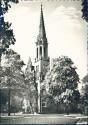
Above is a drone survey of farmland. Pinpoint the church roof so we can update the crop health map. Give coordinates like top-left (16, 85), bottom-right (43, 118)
top-left (37, 4), bottom-right (47, 41)
top-left (39, 4), bottom-right (46, 38)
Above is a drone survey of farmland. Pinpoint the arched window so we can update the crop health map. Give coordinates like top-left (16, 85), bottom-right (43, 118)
top-left (44, 47), bottom-right (46, 58)
top-left (37, 48), bottom-right (38, 58)
top-left (40, 46), bottom-right (42, 56)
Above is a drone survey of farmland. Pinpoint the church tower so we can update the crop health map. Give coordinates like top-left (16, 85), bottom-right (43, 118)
top-left (34, 4), bottom-right (49, 113)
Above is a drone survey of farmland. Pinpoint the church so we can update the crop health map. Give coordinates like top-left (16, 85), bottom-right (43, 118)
top-left (34, 4), bottom-right (49, 113)
top-left (26, 4), bottom-right (50, 113)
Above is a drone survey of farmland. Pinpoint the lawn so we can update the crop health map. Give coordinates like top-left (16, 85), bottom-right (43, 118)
top-left (0, 114), bottom-right (79, 124)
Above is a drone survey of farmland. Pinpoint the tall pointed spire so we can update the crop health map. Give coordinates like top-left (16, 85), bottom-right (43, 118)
top-left (39, 3), bottom-right (46, 38)
top-left (34, 4), bottom-right (49, 113)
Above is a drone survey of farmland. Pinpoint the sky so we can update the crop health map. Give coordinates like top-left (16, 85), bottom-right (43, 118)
top-left (5, 0), bottom-right (87, 79)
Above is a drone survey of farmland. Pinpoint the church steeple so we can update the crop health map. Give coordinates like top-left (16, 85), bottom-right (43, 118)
top-left (34, 4), bottom-right (49, 113)
top-left (39, 3), bottom-right (46, 38)
top-left (35, 4), bottom-right (48, 61)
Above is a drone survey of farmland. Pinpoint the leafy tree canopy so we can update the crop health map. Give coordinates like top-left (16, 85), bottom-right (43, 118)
top-left (0, 0), bottom-right (18, 56)
top-left (81, 74), bottom-right (88, 107)
top-left (43, 56), bottom-right (80, 106)
top-left (24, 65), bottom-right (38, 113)
top-left (0, 49), bottom-right (25, 89)
top-left (82, 74), bottom-right (88, 83)
top-left (82, 0), bottom-right (88, 22)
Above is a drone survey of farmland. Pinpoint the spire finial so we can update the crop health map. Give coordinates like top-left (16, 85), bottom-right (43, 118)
top-left (41, 3), bottom-right (43, 13)
top-left (41, 2), bottom-right (42, 8)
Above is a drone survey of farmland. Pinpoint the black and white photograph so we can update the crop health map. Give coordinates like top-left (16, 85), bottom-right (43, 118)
top-left (0, 0), bottom-right (88, 124)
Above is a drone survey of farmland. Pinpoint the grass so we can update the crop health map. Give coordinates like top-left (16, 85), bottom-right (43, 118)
top-left (0, 114), bottom-right (79, 124)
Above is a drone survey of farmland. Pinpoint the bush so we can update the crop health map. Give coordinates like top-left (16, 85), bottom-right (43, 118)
top-left (84, 106), bottom-right (88, 116)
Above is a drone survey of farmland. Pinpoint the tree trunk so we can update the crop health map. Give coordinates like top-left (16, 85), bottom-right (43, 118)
top-left (66, 105), bottom-right (69, 115)
top-left (30, 102), bottom-right (33, 114)
top-left (0, 89), bottom-right (2, 116)
top-left (8, 88), bottom-right (11, 116)
top-left (57, 103), bottom-right (58, 113)
top-left (0, 54), bottom-right (2, 117)
top-left (0, 53), bottom-right (1, 66)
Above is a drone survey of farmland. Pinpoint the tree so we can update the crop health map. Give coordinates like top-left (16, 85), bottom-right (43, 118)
top-left (10, 90), bottom-right (23, 114)
top-left (81, 74), bottom-right (88, 115)
top-left (82, 0), bottom-right (88, 22)
top-left (43, 56), bottom-right (80, 113)
top-left (24, 65), bottom-right (38, 114)
top-left (0, 89), bottom-right (8, 113)
top-left (0, 0), bottom-right (18, 62)
top-left (82, 74), bottom-right (88, 83)
top-left (81, 0), bottom-right (88, 115)
top-left (0, 49), bottom-right (25, 115)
